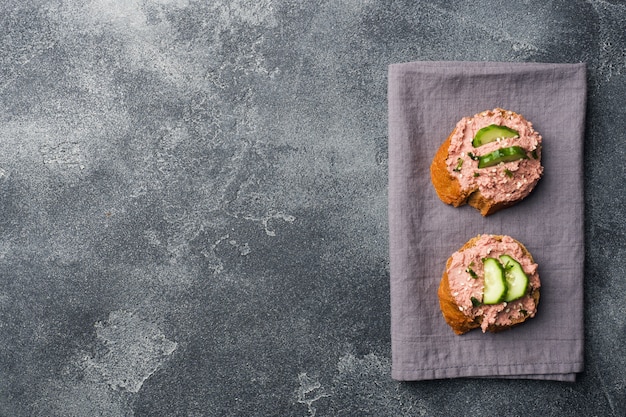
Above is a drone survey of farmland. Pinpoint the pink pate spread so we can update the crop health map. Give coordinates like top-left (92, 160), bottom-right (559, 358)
top-left (447, 234), bottom-right (540, 332)
top-left (445, 108), bottom-right (543, 203)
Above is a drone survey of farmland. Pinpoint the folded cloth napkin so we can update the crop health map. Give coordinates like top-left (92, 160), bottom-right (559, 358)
top-left (388, 61), bottom-right (587, 381)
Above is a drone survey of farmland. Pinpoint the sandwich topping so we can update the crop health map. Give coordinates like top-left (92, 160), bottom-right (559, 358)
top-left (446, 235), bottom-right (540, 332)
top-left (445, 108), bottom-right (543, 203)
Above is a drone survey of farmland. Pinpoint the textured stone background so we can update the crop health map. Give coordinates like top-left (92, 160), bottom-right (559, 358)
top-left (0, 0), bottom-right (624, 416)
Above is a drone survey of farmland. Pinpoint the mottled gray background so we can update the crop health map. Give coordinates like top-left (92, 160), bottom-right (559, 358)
top-left (0, 0), bottom-right (623, 416)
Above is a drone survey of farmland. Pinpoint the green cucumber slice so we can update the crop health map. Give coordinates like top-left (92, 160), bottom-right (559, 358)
top-left (472, 124), bottom-right (519, 147)
top-left (482, 258), bottom-right (507, 305)
top-left (477, 146), bottom-right (528, 168)
top-left (500, 255), bottom-right (529, 302)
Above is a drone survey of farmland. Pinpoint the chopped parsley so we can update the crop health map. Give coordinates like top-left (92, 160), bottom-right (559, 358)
top-left (466, 267), bottom-right (478, 279)
top-left (467, 152), bottom-right (479, 161)
top-left (470, 297), bottom-right (481, 307)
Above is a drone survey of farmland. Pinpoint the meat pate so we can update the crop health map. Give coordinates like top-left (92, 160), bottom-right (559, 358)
top-left (446, 234), bottom-right (540, 332)
top-left (445, 108), bottom-right (543, 203)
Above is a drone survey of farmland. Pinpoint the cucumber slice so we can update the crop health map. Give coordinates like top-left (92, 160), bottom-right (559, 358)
top-left (482, 258), bottom-right (507, 304)
top-left (477, 146), bottom-right (528, 168)
top-left (500, 255), bottom-right (529, 302)
top-left (472, 124), bottom-right (519, 147)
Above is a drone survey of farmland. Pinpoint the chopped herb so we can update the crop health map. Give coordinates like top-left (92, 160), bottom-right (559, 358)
top-left (504, 168), bottom-right (513, 178)
top-left (470, 297), bottom-right (481, 307)
top-left (503, 259), bottom-right (514, 270)
top-left (453, 158), bottom-right (463, 172)
top-left (531, 149), bottom-right (538, 159)
top-left (473, 172), bottom-right (480, 177)
top-left (520, 309), bottom-right (528, 316)
top-left (466, 267), bottom-right (478, 279)
top-left (467, 152), bottom-right (479, 161)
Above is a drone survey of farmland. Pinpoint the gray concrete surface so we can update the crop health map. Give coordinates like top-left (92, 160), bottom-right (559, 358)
top-left (0, 0), bottom-right (624, 416)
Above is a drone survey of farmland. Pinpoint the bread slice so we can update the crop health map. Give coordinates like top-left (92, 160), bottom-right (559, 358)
top-left (430, 109), bottom-right (542, 216)
top-left (438, 235), bottom-right (540, 335)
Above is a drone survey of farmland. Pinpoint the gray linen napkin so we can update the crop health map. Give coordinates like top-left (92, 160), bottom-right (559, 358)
top-left (388, 61), bottom-right (586, 381)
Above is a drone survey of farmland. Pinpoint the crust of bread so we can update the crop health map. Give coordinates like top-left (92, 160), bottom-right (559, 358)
top-left (438, 235), bottom-right (541, 335)
top-left (429, 109), bottom-right (530, 216)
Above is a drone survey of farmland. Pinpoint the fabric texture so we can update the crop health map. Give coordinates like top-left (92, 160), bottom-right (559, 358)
top-left (388, 61), bottom-right (587, 381)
